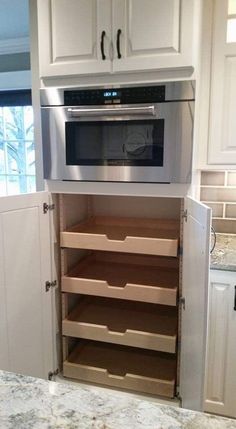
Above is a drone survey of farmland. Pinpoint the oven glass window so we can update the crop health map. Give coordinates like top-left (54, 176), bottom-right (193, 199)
top-left (66, 119), bottom-right (164, 166)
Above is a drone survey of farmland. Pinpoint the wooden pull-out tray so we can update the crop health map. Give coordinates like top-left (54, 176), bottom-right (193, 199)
top-left (62, 253), bottom-right (179, 306)
top-left (61, 217), bottom-right (179, 257)
top-left (62, 297), bottom-right (177, 353)
top-left (64, 340), bottom-right (176, 398)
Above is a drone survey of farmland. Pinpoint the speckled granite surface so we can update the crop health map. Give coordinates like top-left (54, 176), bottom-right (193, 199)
top-left (0, 370), bottom-right (236, 429)
top-left (211, 233), bottom-right (236, 271)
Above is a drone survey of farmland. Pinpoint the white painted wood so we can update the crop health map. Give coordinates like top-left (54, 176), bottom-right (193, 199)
top-left (193, 0), bottom-right (214, 171)
top-left (29, 0), bottom-right (44, 191)
top-left (46, 180), bottom-right (191, 198)
top-left (208, 0), bottom-right (236, 165)
top-left (0, 235), bottom-right (9, 370)
top-left (112, 0), bottom-right (195, 72)
top-left (37, 0), bottom-right (111, 77)
top-left (204, 270), bottom-right (236, 418)
top-left (40, 68), bottom-right (195, 89)
top-left (180, 197), bottom-right (211, 411)
top-left (0, 192), bottom-right (54, 379)
top-left (48, 194), bottom-right (61, 372)
top-left (36, 0), bottom-right (196, 78)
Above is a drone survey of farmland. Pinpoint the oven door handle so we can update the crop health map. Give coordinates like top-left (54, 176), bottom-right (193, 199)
top-left (67, 105), bottom-right (156, 117)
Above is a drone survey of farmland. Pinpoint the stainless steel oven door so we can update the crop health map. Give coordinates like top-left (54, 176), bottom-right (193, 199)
top-left (41, 102), bottom-right (193, 183)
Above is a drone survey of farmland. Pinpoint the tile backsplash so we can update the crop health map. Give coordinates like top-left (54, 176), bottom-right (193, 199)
top-left (200, 171), bottom-right (236, 234)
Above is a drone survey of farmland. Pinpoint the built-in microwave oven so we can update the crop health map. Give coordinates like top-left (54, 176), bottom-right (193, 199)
top-left (40, 82), bottom-right (194, 183)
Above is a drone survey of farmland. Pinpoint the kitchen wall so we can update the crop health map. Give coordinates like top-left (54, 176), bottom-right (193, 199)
top-left (200, 171), bottom-right (236, 233)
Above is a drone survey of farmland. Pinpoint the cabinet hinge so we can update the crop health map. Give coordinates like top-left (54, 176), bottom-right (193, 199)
top-left (43, 202), bottom-right (55, 214)
top-left (45, 280), bottom-right (57, 292)
top-left (182, 209), bottom-right (188, 222)
top-left (179, 296), bottom-right (186, 310)
top-left (48, 369), bottom-right (59, 381)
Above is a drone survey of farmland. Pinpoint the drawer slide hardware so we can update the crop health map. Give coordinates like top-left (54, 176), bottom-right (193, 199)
top-left (43, 202), bottom-right (55, 214)
top-left (45, 280), bottom-right (57, 292)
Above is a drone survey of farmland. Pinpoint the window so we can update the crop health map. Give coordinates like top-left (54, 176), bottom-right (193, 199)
top-left (0, 90), bottom-right (35, 196)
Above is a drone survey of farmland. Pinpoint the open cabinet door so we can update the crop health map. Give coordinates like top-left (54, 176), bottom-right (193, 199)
top-left (0, 192), bottom-right (55, 379)
top-left (179, 197), bottom-right (211, 411)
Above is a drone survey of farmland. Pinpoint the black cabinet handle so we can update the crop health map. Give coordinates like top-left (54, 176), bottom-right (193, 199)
top-left (116, 29), bottom-right (122, 59)
top-left (234, 285), bottom-right (236, 311)
top-left (100, 30), bottom-right (106, 60)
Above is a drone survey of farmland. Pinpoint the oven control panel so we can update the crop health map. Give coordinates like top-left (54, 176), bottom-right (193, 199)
top-left (64, 86), bottom-right (165, 105)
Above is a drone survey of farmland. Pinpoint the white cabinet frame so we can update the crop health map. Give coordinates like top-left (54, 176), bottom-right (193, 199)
top-left (0, 191), bottom-right (211, 411)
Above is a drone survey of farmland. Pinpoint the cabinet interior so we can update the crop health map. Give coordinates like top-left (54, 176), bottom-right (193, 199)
top-left (59, 193), bottom-right (182, 399)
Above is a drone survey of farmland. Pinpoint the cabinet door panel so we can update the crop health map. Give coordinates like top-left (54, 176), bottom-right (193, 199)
top-left (112, 0), bottom-right (194, 72)
top-left (52, 0), bottom-right (96, 59)
top-left (0, 192), bottom-right (54, 379)
top-left (205, 281), bottom-right (230, 404)
top-left (129, 0), bottom-right (180, 53)
top-left (204, 270), bottom-right (236, 418)
top-left (180, 197), bottom-right (211, 411)
top-left (208, 0), bottom-right (236, 164)
top-left (38, 0), bottom-right (111, 77)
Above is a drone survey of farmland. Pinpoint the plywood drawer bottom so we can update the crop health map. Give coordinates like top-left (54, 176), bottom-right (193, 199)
top-left (63, 340), bottom-right (176, 398)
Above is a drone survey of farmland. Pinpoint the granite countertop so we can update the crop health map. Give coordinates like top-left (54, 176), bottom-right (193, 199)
top-left (211, 233), bottom-right (236, 271)
top-left (0, 371), bottom-right (236, 428)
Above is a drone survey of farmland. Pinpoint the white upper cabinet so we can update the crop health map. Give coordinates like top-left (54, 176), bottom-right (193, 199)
top-left (112, 0), bottom-right (194, 73)
top-left (37, 0), bottom-right (195, 78)
top-left (37, 0), bottom-right (112, 77)
top-left (208, 0), bottom-right (236, 165)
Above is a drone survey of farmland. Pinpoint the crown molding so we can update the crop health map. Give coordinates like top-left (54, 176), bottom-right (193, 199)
top-left (0, 37), bottom-right (30, 55)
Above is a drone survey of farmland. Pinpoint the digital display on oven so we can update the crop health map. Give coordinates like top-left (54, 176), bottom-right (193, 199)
top-left (103, 91), bottom-right (120, 98)
top-left (64, 86), bottom-right (165, 105)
